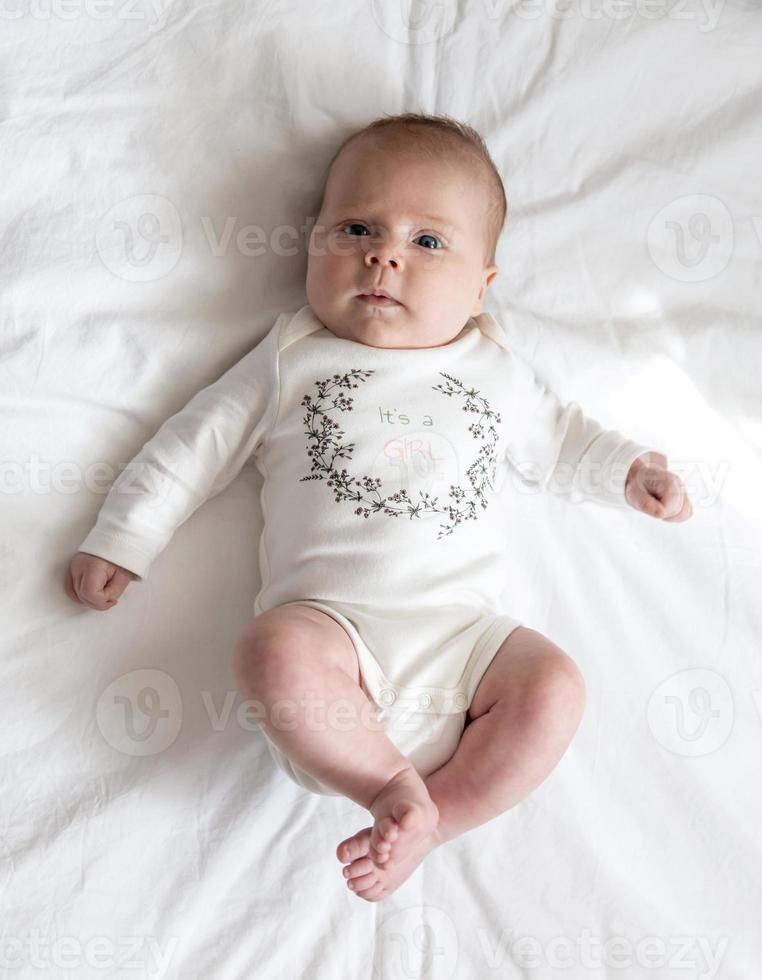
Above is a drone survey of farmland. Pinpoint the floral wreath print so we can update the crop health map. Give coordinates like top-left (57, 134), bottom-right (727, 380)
top-left (298, 369), bottom-right (502, 539)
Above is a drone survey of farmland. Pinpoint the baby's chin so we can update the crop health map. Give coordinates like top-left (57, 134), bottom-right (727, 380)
top-left (322, 312), bottom-right (468, 350)
top-left (312, 297), bottom-right (470, 346)
top-left (318, 300), bottom-right (410, 334)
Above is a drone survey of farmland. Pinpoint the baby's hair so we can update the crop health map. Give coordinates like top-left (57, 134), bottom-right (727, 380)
top-left (318, 111), bottom-right (507, 266)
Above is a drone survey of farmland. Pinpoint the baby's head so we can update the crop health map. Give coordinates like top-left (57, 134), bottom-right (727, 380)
top-left (306, 113), bottom-right (507, 350)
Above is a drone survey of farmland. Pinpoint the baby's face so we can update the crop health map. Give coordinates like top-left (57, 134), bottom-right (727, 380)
top-left (306, 138), bottom-right (498, 349)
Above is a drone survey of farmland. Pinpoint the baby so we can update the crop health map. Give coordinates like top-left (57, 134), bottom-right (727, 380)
top-left (66, 112), bottom-right (693, 903)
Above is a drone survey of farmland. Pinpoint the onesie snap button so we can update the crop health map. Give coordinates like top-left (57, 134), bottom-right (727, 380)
top-left (379, 688), bottom-right (396, 706)
top-left (417, 692), bottom-right (432, 709)
top-left (454, 692), bottom-right (468, 709)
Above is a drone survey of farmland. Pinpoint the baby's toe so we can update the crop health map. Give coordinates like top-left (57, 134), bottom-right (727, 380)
top-left (371, 816), bottom-right (398, 851)
top-left (380, 816), bottom-right (399, 841)
top-left (347, 870), bottom-right (380, 894)
top-left (343, 856), bottom-right (373, 880)
top-left (336, 827), bottom-right (372, 863)
top-left (355, 881), bottom-right (387, 902)
top-left (370, 836), bottom-right (392, 862)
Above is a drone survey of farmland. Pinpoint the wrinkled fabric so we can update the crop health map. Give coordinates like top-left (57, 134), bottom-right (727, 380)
top-left (2, 3), bottom-right (760, 978)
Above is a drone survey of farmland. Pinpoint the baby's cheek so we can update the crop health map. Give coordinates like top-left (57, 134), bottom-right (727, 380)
top-left (306, 250), bottom-right (334, 294)
top-left (421, 270), bottom-right (470, 315)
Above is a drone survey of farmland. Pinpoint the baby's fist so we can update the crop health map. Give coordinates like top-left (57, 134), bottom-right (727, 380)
top-left (625, 453), bottom-right (693, 522)
top-left (65, 552), bottom-right (138, 611)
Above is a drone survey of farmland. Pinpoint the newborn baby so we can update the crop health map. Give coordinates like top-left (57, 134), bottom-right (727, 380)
top-left (67, 112), bottom-right (693, 903)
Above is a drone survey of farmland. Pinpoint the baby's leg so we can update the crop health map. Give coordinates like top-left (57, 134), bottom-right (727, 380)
top-left (423, 625), bottom-right (586, 844)
top-left (337, 626), bottom-right (586, 901)
top-left (232, 604), bottom-right (438, 860)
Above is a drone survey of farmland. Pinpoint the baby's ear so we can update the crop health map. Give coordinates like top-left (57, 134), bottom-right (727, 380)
top-left (472, 265), bottom-right (499, 315)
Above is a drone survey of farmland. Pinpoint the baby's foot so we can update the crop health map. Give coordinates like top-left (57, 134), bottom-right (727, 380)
top-left (337, 824), bottom-right (443, 902)
top-left (337, 766), bottom-right (439, 869)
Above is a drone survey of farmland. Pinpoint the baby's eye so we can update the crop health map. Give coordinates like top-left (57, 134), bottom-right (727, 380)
top-left (342, 223), bottom-right (370, 236)
top-left (415, 234), bottom-right (442, 250)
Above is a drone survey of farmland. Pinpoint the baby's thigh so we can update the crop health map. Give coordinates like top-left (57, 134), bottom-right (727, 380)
top-left (232, 602), bottom-right (361, 690)
top-left (468, 626), bottom-right (584, 724)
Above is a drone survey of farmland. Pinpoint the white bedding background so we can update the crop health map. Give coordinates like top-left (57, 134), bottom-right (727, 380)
top-left (2, 2), bottom-right (761, 977)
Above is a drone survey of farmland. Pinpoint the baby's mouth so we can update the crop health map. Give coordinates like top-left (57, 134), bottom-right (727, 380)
top-left (356, 290), bottom-right (402, 308)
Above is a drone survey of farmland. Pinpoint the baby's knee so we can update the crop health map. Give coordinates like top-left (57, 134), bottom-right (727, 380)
top-left (232, 623), bottom-right (283, 698)
top-left (559, 655), bottom-right (586, 707)
top-left (530, 654), bottom-right (587, 726)
top-left (232, 618), bottom-right (317, 700)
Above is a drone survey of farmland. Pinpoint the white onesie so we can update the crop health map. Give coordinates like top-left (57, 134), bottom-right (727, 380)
top-left (78, 304), bottom-right (659, 796)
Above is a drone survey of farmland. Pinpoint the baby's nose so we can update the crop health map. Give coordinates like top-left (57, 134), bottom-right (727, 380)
top-left (364, 246), bottom-right (399, 269)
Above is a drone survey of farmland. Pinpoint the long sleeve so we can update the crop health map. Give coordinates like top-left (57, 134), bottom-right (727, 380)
top-left (77, 320), bottom-right (282, 581)
top-left (501, 351), bottom-right (663, 509)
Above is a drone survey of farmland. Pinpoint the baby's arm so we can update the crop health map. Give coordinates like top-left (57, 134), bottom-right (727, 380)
top-left (68, 321), bottom-right (281, 604)
top-left (501, 351), bottom-right (690, 516)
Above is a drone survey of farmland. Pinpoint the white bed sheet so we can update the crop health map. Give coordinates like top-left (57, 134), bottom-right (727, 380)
top-left (2, 2), bottom-right (761, 977)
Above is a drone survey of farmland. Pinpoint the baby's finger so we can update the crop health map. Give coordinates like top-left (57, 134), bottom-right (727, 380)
top-left (644, 496), bottom-right (666, 518)
top-left (657, 478), bottom-right (685, 519)
top-left (80, 592), bottom-right (116, 611)
top-left (64, 568), bottom-right (81, 604)
top-left (630, 486), bottom-right (665, 518)
top-left (664, 495), bottom-right (694, 522)
top-left (79, 570), bottom-right (117, 610)
top-left (68, 580), bottom-right (111, 610)
top-left (103, 567), bottom-right (134, 601)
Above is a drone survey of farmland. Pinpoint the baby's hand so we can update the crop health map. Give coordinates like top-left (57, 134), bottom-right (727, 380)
top-left (65, 553), bottom-right (138, 611)
top-left (625, 453), bottom-right (693, 522)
